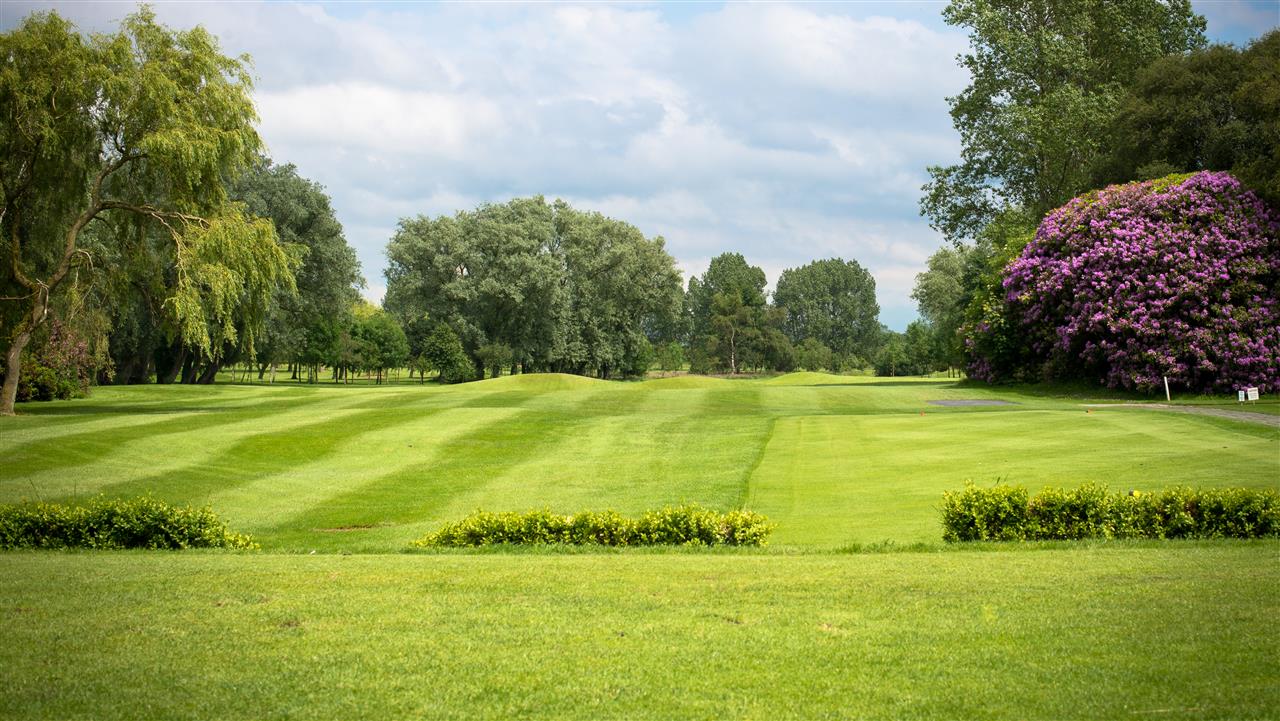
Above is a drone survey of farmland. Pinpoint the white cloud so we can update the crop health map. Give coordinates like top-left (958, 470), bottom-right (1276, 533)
top-left (257, 84), bottom-right (503, 158)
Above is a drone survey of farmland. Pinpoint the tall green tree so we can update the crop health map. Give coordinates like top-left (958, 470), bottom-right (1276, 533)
top-left (773, 258), bottom-right (880, 362)
top-left (911, 246), bottom-right (969, 371)
top-left (920, 0), bottom-right (1206, 243)
top-left (385, 197), bottom-right (565, 376)
top-left (352, 303), bottom-right (408, 385)
top-left (553, 201), bottom-right (682, 378)
top-left (1094, 31), bottom-right (1280, 206)
top-left (0, 9), bottom-right (295, 413)
top-left (385, 197), bottom-right (681, 379)
top-left (234, 160), bottom-right (364, 377)
top-left (685, 253), bottom-right (767, 342)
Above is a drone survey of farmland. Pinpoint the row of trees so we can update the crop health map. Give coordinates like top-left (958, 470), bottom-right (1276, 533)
top-left (384, 200), bottom-right (889, 380)
top-left (912, 1), bottom-right (1279, 391)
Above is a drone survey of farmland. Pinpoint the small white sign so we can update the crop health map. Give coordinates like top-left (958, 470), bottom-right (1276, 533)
top-left (1247, 387), bottom-right (1260, 402)
top-left (1239, 390), bottom-right (1247, 403)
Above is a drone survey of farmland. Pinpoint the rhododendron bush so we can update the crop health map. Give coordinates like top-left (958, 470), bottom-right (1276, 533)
top-left (972, 172), bottom-right (1280, 392)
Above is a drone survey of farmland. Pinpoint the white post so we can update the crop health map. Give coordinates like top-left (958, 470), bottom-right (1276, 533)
top-left (1163, 376), bottom-right (1171, 402)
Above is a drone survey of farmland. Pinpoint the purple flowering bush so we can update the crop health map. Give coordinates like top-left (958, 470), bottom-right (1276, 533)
top-left (988, 171), bottom-right (1279, 392)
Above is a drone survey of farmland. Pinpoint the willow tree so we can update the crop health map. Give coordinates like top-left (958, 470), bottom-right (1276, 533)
top-left (0, 9), bottom-right (295, 414)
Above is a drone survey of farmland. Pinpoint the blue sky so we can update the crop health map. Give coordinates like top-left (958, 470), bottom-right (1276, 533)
top-left (3, 1), bottom-right (1276, 329)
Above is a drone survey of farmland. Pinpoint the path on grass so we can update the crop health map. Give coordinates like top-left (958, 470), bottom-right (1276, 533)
top-left (1081, 403), bottom-right (1280, 428)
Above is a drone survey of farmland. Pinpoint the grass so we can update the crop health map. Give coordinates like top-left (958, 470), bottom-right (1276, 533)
top-left (1, 543), bottom-right (1275, 720)
top-left (2, 374), bottom-right (1275, 552)
top-left (2, 374), bottom-right (1277, 719)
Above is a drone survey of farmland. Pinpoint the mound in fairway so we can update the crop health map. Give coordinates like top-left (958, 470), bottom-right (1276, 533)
top-left (2, 375), bottom-right (1275, 552)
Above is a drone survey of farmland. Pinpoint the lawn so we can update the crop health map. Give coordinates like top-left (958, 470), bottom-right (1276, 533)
top-left (1, 543), bottom-right (1276, 721)
top-left (2, 374), bottom-right (1277, 720)
top-left (1, 374), bottom-right (1274, 551)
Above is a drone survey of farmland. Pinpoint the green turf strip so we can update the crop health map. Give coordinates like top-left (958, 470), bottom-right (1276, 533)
top-left (2, 374), bottom-right (1276, 552)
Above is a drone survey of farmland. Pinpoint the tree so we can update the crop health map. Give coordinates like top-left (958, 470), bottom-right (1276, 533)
top-left (420, 322), bottom-right (474, 384)
top-left (0, 9), bottom-right (295, 413)
top-left (475, 342), bottom-right (514, 379)
top-left (234, 160), bottom-right (363, 377)
top-left (1094, 31), bottom-right (1280, 208)
top-left (795, 338), bottom-right (833, 372)
top-left (773, 258), bottom-right (880, 361)
top-left (553, 201), bottom-right (682, 378)
top-left (708, 292), bottom-right (757, 375)
top-left (911, 246), bottom-right (969, 372)
top-left (984, 171), bottom-right (1279, 392)
top-left (655, 341), bottom-right (686, 375)
top-left (921, 0), bottom-right (1206, 244)
top-left (351, 303), bottom-right (408, 385)
top-left (685, 253), bottom-right (767, 342)
top-left (874, 333), bottom-right (909, 377)
top-left (385, 197), bottom-right (681, 379)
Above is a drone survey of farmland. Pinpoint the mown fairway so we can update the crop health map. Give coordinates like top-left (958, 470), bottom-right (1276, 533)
top-left (1, 373), bottom-right (1275, 550)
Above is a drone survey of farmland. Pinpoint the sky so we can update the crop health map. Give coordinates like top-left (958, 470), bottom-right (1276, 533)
top-left (3, 1), bottom-right (1277, 330)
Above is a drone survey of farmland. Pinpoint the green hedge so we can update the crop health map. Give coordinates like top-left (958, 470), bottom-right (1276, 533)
top-left (412, 505), bottom-right (774, 548)
top-left (0, 498), bottom-right (257, 550)
top-left (941, 482), bottom-right (1280, 542)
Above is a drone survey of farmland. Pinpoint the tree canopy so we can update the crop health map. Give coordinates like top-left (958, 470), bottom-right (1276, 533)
top-left (385, 197), bottom-right (682, 379)
top-left (921, 0), bottom-right (1207, 244)
top-left (773, 258), bottom-right (879, 363)
top-left (0, 9), bottom-right (296, 413)
top-left (1093, 30), bottom-right (1280, 207)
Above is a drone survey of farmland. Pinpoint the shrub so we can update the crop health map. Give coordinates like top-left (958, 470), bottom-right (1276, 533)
top-left (977, 171), bottom-right (1280, 392)
top-left (941, 482), bottom-right (1280, 542)
top-left (940, 482), bottom-right (1029, 542)
top-left (0, 497), bottom-right (257, 550)
top-left (411, 505), bottom-right (774, 548)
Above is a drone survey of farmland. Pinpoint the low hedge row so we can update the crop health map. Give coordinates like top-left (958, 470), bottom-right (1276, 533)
top-left (941, 482), bottom-right (1280, 542)
top-left (412, 506), bottom-right (774, 547)
top-left (0, 497), bottom-right (257, 550)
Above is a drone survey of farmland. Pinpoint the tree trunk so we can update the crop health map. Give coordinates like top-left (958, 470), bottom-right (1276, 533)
top-left (1, 327), bottom-right (33, 416)
top-left (156, 345), bottom-right (186, 384)
top-left (196, 360), bottom-right (221, 384)
top-left (1, 292), bottom-right (51, 415)
top-left (181, 354), bottom-right (199, 384)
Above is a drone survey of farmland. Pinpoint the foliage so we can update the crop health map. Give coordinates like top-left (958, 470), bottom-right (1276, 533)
top-left (0, 317), bottom-right (100, 401)
top-left (419, 322), bottom-right (474, 384)
top-left (685, 253), bottom-right (767, 342)
top-left (233, 160), bottom-right (364, 372)
top-left (986, 171), bottom-right (1280, 392)
top-left (0, 9), bottom-right (295, 411)
top-left (1095, 31), bottom-right (1280, 208)
top-left (773, 258), bottom-right (879, 360)
top-left (874, 322), bottom-right (939, 377)
top-left (921, 0), bottom-right (1206, 243)
top-left (385, 197), bottom-right (682, 380)
top-left (350, 303), bottom-right (409, 384)
top-left (654, 341), bottom-right (685, 373)
top-left (411, 505), bottom-right (774, 548)
top-left (911, 247), bottom-right (968, 369)
top-left (0, 497), bottom-right (256, 549)
top-left (795, 338), bottom-right (833, 372)
top-left (475, 342), bottom-right (514, 379)
top-left (941, 482), bottom-right (1280, 542)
